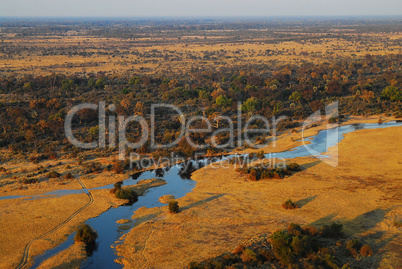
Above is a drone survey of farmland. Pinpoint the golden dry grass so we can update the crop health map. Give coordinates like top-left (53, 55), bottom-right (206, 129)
top-left (0, 156), bottom-right (129, 197)
top-left (1, 33), bottom-right (401, 76)
top-left (116, 124), bottom-right (401, 268)
top-left (0, 177), bottom-right (165, 268)
top-left (36, 242), bottom-right (87, 269)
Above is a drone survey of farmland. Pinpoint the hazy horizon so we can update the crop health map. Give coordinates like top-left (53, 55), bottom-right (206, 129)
top-left (1, 0), bottom-right (401, 18)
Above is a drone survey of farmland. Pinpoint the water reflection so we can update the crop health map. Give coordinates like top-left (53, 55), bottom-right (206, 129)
top-left (178, 161), bottom-right (196, 179)
top-left (130, 172), bottom-right (143, 180)
top-left (155, 168), bottom-right (165, 178)
top-left (352, 123), bottom-right (364, 130)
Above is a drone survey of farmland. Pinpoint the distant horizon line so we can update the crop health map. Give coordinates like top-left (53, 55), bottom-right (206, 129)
top-left (1, 15), bottom-right (402, 20)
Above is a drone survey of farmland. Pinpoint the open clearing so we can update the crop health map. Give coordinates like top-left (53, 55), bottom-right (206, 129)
top-left (116, 125), bottom-right (401, 268)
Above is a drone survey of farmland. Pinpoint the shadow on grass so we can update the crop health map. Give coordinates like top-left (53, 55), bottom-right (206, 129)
top-left (295, 195), bottom-right (317, 208)
top-left (301, 160), bottom-right (322, 170)
top-left (308, 208), bottom-right (397, 267)
top-left (309, 208), bottom-right (390, 235)
top-left (180, 193), bottom-right (226, 212)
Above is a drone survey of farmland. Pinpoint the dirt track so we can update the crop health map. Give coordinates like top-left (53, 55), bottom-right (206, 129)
top-left (15, 177), bottom-right (94, 269)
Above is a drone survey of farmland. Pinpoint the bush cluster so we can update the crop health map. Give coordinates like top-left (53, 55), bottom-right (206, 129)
top-left (83, 162), bottom-right (103, 174)
top-left (46, 171), bottom-right (60, 178)
top-left (236, 165), bottom-right (293, 181)
top-left (286, 162), bottom-right (301, 171)
top-left (168, 200), bottom-right (180, 213)
top-left (188, 222), bottom-right (374, 268)
top-left (115, 189), bottom-right (138, 202)
top-left (233, 160), bottom-right (301, 181)
top-left (74, 224), bottom-right (97, 244)
top-left (282, 199), bottom-right (298, 209)
top-left (269, 223), bottom-right (326, 265)
top-left (110, 181), bottom-right (138, 202)
top-left (22, 178), bottom-right (40, 184)
top-left (110, 181), bottom-right (123, 194)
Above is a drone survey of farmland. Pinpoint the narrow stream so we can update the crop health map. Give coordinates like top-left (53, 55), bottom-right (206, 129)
top-left (7, 121), bottom-right (401, 268)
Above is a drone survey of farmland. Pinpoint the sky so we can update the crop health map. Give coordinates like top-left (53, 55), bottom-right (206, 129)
top-left (0, 0), bottom-right (401, 17)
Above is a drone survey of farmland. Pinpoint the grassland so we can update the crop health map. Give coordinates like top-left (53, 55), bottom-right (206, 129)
top-left (1, 32), bottom-right (401, 76)
top-left (0, 176), bottom-right (166, 269)
top-left (115, 120), bottom-right (401, 268)
top-left (0, 17), bottom-right (401, 268)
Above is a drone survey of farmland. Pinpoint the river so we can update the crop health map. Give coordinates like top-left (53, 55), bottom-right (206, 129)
top-left (5, 121), bottom-right (401, 268)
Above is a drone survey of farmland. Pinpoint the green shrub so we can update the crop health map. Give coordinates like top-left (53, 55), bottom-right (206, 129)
top-left (110, 181), bottom-right (123, 194)
top-left (282, 199), bottom-right (297, 209)
top-left (328, 117), bottom-right (338, 123)
top-left (270, 231), bottom-right (294, 265)
top-left (186, 222), bottom-right (354, 268)
top-left (240, 248), bottom-right (258, 263)
top-left (288, 223), bottom-right (303, 236)
top-left (83, 162), bottom-right (103, 174)
top-left (290, 236), bottom-right (304, 256)
top-left (287, 163), bottom-right (301, 171)
top-left (74, 224), bottom-right (97, 244)
top-left (237, 164), bottom-right (295, 181)
top-left (255, 150), bottom-right (265, 159)
top-left (115, 188), bottom-right (138, 201)
top-left (47, 171), bottom-right (60, 178)
top-left (22, 178), bottom-right (40, 184)
top-left (114, 181), bottom-right (123, 189)
top-left (168, 200), bottom-right (179, 213)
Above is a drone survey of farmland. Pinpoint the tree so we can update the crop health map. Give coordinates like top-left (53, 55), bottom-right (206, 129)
top-left (215, 95), bottom-right (232, 108)
top-left (381, 86), bottom-right (401, 101)
top-left (361, 90), bottom-right (375, 103)
top-left (135, 101), bottom-right (144, 115)
top-left (95, 78), bottom-right (105, 89)
top-left (289, 91), bottom-right (302, 102)
top-left (75, 224), bottom-right (97, 244)
top-left (168, 200), bottom-right (179, 213)
top-left (242, 97), bottom-right (259, 112)
top-left (25, 129), bottom-right (36, 142)
top-left (61, 79), bottom-right (74, 92)
top-left (326, 81), bottom-right (342, 96)
top-left (88, 126), bottom-right (99, 137)
top-left (199, 90), bottom-right (209, 100)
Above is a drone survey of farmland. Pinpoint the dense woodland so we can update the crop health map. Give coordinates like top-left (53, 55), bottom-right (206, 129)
top-left (0, 18), bottom-right (401, 163)
top-left (0, 52), bottom-right (401, 163)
